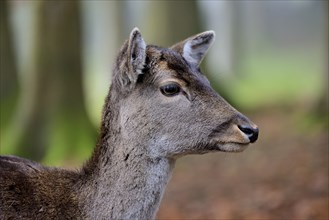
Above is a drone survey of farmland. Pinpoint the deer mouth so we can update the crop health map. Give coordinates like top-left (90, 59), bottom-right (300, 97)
top-left (206, 140), bottom-right (250, 153)
top-left (208, 124), bottom-right (254, 153)
top-left (216, 142), bottom-right (250, 153)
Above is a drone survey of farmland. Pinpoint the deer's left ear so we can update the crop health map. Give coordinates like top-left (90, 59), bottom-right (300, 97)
top-left (128, 27), bottom-right (147, 75)
top-left (171, 31), bottom-right (215, 66)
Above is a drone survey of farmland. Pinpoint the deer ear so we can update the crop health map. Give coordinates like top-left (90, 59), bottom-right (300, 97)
top-left (121, 28), bottom-right (146, 87)
top-left (128, 27), bottom-right (146, 76)
top-left (113, 28), bottom-right (146, 91)
top-left (171, 31), bottom-right (215, 66)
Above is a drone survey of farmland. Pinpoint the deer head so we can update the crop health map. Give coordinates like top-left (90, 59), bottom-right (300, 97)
top-left (109, 28), bottom-right (258, 159)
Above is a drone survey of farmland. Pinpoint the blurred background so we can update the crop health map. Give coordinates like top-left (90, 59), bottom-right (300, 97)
top-left (0, 0), bottom-right (328, 219)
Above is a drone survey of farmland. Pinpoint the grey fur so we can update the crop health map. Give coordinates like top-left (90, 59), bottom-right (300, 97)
top-left (0, 28), bottom-right (258, 219)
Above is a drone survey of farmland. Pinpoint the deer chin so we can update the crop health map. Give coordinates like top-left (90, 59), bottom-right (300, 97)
top-left (216, 142), bottom-right (250, 153)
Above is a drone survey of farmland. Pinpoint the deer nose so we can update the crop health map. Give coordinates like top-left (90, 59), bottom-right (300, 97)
top-left (238, 125), bottom-right (259, 143)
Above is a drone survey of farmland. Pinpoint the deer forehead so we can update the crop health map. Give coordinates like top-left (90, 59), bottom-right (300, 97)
top-left (146, 47), bottom-right (205, 87)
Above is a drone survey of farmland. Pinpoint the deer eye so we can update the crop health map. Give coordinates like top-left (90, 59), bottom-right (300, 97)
top-left (160, 83), bottom-right (181, 97)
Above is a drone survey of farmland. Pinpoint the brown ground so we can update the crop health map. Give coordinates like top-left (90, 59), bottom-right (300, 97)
top-left (157, 108), bottom-right (328, 219)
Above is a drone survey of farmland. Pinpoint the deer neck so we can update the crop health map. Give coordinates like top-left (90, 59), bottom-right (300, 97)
top-left (81, 94), bottom-right (175, 219)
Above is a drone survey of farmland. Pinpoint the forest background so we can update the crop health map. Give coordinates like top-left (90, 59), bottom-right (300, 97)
top-left (0, 1), bottom-right (328, 219)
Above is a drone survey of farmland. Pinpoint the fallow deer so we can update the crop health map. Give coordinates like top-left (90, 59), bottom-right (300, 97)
top-left (0, 28), bottom-right (259, 219)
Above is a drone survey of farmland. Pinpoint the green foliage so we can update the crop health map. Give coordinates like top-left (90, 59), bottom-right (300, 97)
top-left (225, 49), bottom-right (323, 110)
top-left (0, 92), bottom-right (18, 135)
top-left (42, 110), bottom-right (97, 166)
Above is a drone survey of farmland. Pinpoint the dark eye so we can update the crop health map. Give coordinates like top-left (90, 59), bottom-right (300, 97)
top-left (160, 83), bottom-right (181, 97)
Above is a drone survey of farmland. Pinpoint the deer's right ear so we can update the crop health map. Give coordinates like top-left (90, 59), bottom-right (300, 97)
top-left (114, 28), bottom-right (146, 91)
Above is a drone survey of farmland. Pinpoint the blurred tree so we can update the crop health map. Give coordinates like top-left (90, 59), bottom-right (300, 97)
top-left (165, 0), bottom-right (201, 45)
top-left (144, 0), bottom-right (200, 46)
top-left (11, 1), bottom-right (96, 163)
top-left (230, 1), bottom-right (245, 77)
top-left (313, 0), bottom-right (328, 124)
top-left (81, 0), bottom-right (122, 126)
top-left (0, 0), bottom-right (19, 134)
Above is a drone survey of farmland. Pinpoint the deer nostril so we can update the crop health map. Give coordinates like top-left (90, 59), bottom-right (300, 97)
top-left (238, 125), bottom-right (259, 143)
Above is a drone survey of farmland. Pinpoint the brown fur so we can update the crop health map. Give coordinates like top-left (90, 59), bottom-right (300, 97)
top-left (0, 28), bottom-right (258, 219)
top-left (0, 156), bottom-right (84, 219)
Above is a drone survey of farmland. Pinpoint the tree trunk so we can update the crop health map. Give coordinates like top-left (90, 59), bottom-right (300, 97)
top-left (313, 0), bottom-right (328, 122)
top-left (143, 0), bottom-right (201, 46)
top-left (13, 1), bottom-right (96, 164)
top-left (0, 0), bottom-right (19, 133)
